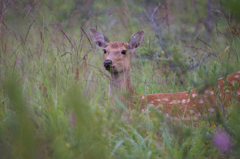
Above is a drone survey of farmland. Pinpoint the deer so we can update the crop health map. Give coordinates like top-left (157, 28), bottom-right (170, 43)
top-left (89, 28), bottom-right (240, 123)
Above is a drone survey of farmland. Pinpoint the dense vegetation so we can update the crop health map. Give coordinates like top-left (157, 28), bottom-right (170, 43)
top-left (0, 0), bottom-right (240, 158)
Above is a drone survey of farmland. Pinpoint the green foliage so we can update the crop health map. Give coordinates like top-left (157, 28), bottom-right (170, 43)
top-left (220, 0), bottom-right (240, 20)
top-left (0, 0), bottom-right (240, 158)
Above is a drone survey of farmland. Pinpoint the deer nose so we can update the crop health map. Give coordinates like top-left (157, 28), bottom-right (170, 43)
top-left (104, 59), bottom-right (112, 69)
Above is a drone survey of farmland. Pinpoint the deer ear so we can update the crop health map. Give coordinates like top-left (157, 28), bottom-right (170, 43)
top-left (89, 28), bottom-right (110, 48)
top-left (128, 31), bottom-right (144, 51)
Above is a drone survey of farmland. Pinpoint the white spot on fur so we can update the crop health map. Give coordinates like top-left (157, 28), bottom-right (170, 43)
top-left (199, 100), bottom-right (204, 104)
top-left (141, 96), bottom-right (145, 99)
top-left (157, 99), bottom-right (161, 102)
top-left (165, 113), bottom-right (169, 117)
top-left (177, 100), bottom-right (181, 104)
top-left (225, 89), bottom-right (230, 93)
top-left (210, 91), bottom-right (214, 95)
top-left (192, 94), bottom-right (197, 98)
top-left (151, 101), bottom-right (154, 104)
top-left (171, 100), bottom-right (177, 104)
top-left (182, 99), bottom-right (186, 104)
top-left (163, 98), bottom-right (169, 101)
top-left (235, 75), bottom-right (239, 78)
top-left (187, 99), bottom-right (190, 103)
top-left (218, 77), bottom-right (223, 80)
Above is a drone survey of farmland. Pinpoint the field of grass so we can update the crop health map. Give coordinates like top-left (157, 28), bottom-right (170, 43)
top-left (1, 0), bottom-right (240, 158)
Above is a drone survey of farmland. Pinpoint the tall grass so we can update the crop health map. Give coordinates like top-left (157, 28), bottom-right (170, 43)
top-left (0, 0), bottom-right (240, 158)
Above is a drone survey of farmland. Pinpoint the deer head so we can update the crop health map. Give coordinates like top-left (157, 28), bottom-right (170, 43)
top-left (89, 28), bottom-right (144, 74)
top-left (89, 28), bottom-right (144, 94)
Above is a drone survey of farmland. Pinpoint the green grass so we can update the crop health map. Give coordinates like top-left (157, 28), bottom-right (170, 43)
top-left (1, 0), bottom-right (240, 158)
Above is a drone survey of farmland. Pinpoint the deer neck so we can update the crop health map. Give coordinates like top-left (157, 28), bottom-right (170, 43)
top-left (109, 69), bottom-right (134, 95)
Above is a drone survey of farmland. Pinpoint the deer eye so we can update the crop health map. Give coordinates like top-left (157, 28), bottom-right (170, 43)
top-left (103, 49), bottom-right (107, 54)
top-left (121, 50), bottom-right (127, 55)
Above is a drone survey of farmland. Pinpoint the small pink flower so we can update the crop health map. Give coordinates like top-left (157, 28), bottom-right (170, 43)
top-left (213, 129), bottom-right (232, 152)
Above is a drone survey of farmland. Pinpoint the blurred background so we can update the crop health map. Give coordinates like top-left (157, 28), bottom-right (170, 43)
top-left (0, 0), bottom-right (240, 158)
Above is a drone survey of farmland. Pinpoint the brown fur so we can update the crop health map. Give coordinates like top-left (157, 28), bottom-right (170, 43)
top-left (141, 71), bottom-right (240, 122)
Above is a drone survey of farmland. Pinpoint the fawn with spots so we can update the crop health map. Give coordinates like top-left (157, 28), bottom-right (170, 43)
top-left (89, 28), bottom-right (240, 123)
